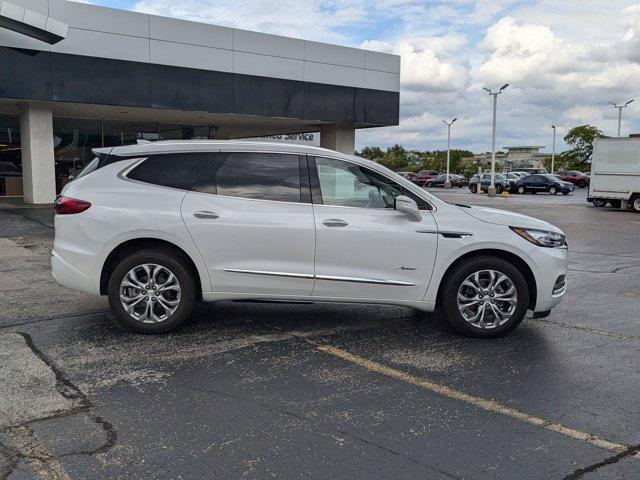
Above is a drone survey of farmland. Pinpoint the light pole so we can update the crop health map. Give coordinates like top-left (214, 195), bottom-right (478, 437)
top-left (483, 84), bottom-right (509, 196)
top-left (443, 118), bottom-right (457, 188)
top-left (609, 100), bottom-right (634, 137)
top-left (551, 125), bottom-right (556, 174)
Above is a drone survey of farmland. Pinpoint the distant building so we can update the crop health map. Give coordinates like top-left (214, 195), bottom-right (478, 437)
top-left (462, 146), bottom-right (548, 172)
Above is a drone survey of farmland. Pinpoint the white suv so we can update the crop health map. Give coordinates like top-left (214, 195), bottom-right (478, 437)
top-left (52, 141), bottom-right (568, 337)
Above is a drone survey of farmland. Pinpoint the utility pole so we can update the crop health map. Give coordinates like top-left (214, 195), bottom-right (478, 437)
top-left (483, 84), bottom-right (509, 196)
top-left (443, 118), bottom-right (457, 188)
top-left (609, 100), bottom-right (634, 137)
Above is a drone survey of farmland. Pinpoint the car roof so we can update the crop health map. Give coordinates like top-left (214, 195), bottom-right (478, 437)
top-left (93, 139), bottom-right (356, 160)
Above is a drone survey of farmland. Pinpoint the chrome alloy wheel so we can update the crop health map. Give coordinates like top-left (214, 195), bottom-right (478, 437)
top-left (456, 270), bottom-right (517, 329)
top-left (119, 264), bottom-right (181, 323)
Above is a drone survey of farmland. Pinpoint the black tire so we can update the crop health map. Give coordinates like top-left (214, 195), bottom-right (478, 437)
top-left (426, 181), bottom-right (433, 188)
top-left (440, 256), bottom-right (529, 338)
top-left (517, 185), bottom-right (525, 194)
top-left (470, 184), bottom-right (477, 193)
top-left (631, 194), bottom-right (640, 213)
top-left (495, 184), bottom-right (503, 194)
top-left (576, 180), bottom-right (586, 188)
top-left (107, 248), bottom-right (197, 334)
top-left (549, 186), bottom-right (558, 195)
top-left (592, 199), bottom-right (607, 207)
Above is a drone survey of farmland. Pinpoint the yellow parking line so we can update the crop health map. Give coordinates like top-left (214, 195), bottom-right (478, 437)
top-left (317, 344), bottom-right (636, 458)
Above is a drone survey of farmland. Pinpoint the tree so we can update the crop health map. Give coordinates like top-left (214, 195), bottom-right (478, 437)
top-left (357, 146), bottom-right (384, 161)
top-left (562, 125), bottom-right (604, 167)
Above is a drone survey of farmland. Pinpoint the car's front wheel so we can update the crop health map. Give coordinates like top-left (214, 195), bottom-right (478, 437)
top-left (107, 249), bottom-right (197, 334)
top-left (549, 186), bottom-right (558, 195)
top-left (470, 184), bottom-right (477, 193)
top-left (426, 181), bottom-right (433, 188)
top-left (517, 185), bottom-right (525, 194)
top-left (440, 256), bottom-right (529, 337)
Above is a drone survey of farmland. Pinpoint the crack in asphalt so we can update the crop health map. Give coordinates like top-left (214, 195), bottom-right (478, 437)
top-left (182, 383), bottom-right (462, 479)
top-left (533, 318), bottom-right (640, 342)
top-left (0, 332), bottom-right (117, 479)
top-left (0, 310), bottom-right (111, 330)
top-left (563, 444), bottom-right (640, 479)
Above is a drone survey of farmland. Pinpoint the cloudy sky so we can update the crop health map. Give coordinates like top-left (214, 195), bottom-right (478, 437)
top-left (88, 0), bottom-right (640, 153)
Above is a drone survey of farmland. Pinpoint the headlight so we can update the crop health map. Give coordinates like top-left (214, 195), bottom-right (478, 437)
top-left (510, 227), bottom-right (566, 248)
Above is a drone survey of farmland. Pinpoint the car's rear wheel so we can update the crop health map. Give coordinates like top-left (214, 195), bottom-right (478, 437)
top-left (517, 185), bottom-right (525, 194)
top-left (470, 184), bottom-right (477, 193)
top-left (495, 184), bottom-right (503, 194)
top-left (592, 199), bottom-right (607, 207)
top-left (426, 181), bottom-right (433, 188)
top-left (577, 180), bottom-right (586, 188)
top-left (549, 186), bottom-right (557, 195)
top-left (107, 249), bottom-right (197, 334)
top-left (631, 194), bottom-right (640, 213)
top-left (441, 256), bottom-right (529, 337)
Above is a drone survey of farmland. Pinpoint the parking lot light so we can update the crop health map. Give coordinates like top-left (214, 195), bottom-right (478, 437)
top-left (443, 118), bottom-right (457, 188)
top-left (609, 100), bottom-right (634, 137)
top-left (483, 84), bottom-right (509, 196)
top-left (551, 125), bottom-right (556, 174)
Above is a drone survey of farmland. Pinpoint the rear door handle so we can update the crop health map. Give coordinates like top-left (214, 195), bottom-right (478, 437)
top-left (322, 218), bottom-right (348, 228)
top-left (193, 210), bottom-right (219, 219)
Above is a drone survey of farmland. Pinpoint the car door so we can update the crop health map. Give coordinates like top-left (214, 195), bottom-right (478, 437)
top-left (309, 156), bottom-right (438, 301)
top-left (181, 151), bottom-right (315, 296)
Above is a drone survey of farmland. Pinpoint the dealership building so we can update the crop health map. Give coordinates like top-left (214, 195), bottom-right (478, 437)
top-left (0, 0), bottom-right (400, 203)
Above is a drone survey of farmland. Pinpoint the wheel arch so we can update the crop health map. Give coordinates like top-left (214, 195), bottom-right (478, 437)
top-left (100, 238), bottom-right (203, 299)
top-left (435, 248), bottom-right (537, 310)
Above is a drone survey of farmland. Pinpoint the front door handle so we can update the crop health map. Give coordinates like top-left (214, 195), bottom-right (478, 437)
top-left (322, 218), bottom-right (348, 228)
top-left (193, 210), bottom-right (219, 219)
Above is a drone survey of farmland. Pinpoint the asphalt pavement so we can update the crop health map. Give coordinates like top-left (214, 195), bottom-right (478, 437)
top-left (0, 188), bottom-right (639, 480)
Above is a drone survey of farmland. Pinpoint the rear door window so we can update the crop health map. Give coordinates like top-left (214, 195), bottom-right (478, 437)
top-left (126, 153), bottom-right (212, 190)
top-left (192, 152), bottom-right (303, 203)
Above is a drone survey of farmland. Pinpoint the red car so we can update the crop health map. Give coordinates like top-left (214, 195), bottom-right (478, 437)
top-left (397, 171), bottom-right (418, 183)
top-left (556, 170), bottom-right (590, 188)
top-left (415, 170), bottom-right (440, 186)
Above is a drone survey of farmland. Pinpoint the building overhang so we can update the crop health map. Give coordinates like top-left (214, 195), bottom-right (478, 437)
top-left (0, 1), bottom-right (67, 44)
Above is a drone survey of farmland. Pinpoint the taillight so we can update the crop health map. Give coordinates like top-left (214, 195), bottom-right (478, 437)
top-left (54, 196), bottom-right (91, 215)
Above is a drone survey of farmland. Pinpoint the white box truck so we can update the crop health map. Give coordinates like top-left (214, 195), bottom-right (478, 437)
top-left (587, 137), bottom-right (640, 212)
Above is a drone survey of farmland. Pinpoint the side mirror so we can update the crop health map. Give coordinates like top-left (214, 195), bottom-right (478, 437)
top-left (395, 195), bottom-right (422, 222)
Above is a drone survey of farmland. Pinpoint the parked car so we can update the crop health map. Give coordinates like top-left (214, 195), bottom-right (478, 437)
top-left (468, 173), bottom-right (514, 193)
top-left (504, 172), bottom-right (525, 182)
top-left (509, 167), bottom-right (548, 175)
top-left (515, 174), bottom-right (574, 195)
top-left (425, 174), bottom-right (468, 188)
top-left (397, 171), bottom-right (418, 183)
top-left (52, 140), bottom-right (568, 338)
top-left (556, 170), bottom-right (590, 188)
top-left (415, 170), bottom-right (440, 186)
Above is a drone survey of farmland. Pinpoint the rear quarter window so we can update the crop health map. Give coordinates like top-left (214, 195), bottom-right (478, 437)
top-left (126, 153), bottom-right (212, 190)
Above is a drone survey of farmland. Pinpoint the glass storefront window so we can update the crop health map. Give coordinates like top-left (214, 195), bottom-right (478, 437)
top-left (0, 114), bottom-right (216, 197)
top-left (0, 115), bottom-right (22, 197)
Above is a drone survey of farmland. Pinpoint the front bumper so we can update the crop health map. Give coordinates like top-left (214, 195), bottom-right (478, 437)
top-left (529, 246), bottom-right (568, 312)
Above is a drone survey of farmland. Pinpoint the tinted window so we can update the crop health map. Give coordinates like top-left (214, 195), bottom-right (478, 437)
top-left (127, 153), bottom-right (211, 190)
top-left (194, 152), bottom-right (301, 202)
top-left (314, 157), bottom-right (427, 210)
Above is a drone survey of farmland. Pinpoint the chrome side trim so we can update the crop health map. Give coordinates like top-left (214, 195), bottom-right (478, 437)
top-left (223, 269), bottom-right (314, 279)
top-left (223, 269), bottom-right (415, 286)
top-left (315, 274), bottom-right (415, 286)
top-left (415, 229), bottom-right (437, 234)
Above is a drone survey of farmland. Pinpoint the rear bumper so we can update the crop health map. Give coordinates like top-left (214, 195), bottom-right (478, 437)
top-left (51, 249), bottom-right (100, 295)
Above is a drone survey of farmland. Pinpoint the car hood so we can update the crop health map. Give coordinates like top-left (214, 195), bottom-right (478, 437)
top-left (458, 205), bottom-right (563, 233)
